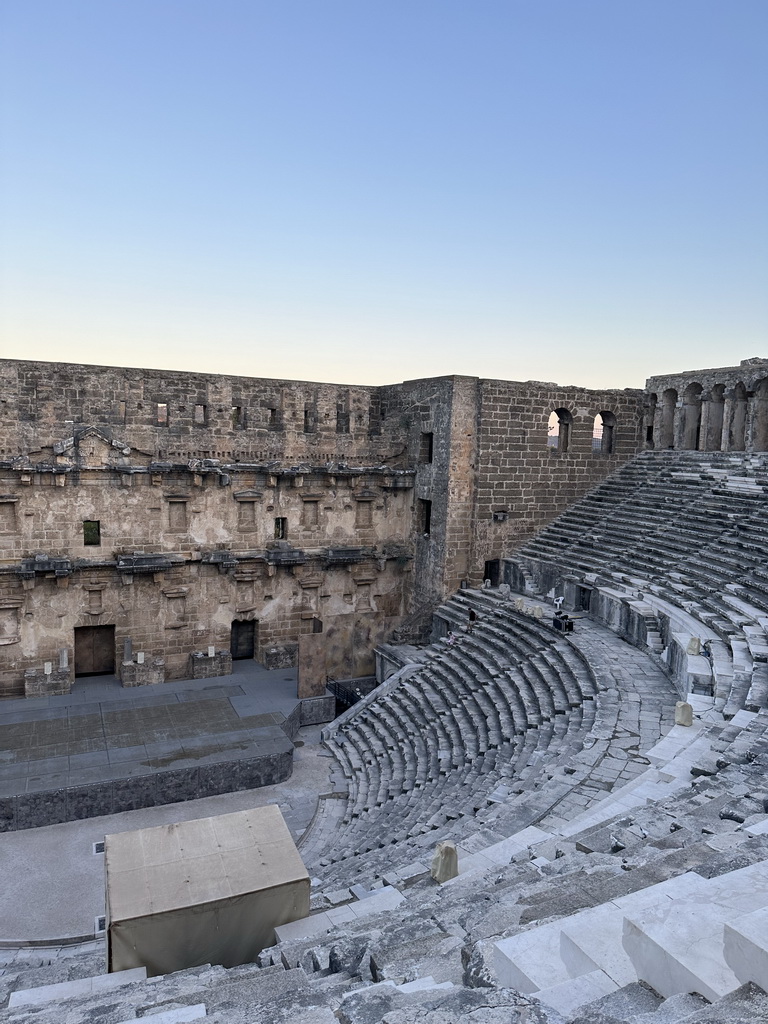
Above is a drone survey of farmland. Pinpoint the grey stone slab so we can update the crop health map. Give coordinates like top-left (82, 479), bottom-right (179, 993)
top-left (67, 783), bottom-right (114, 821)
top-left (69, 750), bottom-right (110, 769)
top-left (143, 740), bottom-right (183, 758)
top-left (154, 767), bottom-right (200, 804)
top-left (197, 760), bottom-right (239, 798)
top-left (0, 796), bottom-right (17, 831)
top-left (66, 763), bottom-right (116, 788)
top-left (66, 704), bottom-right (104, 719)
top-left (16, 789), bottom-right (67, 829)
top-left (176, 687), bottom-right (238, 703)
top-left (26, 772), bottom-right (69, 793)
top-left (112, 774), bottom-right (159, 813)
top-left (26, 755), bottom-right (70, 775)
top-left (107, 744), bottom-right (148, 764)
top-left (121, 693), bottom-right (181, 709)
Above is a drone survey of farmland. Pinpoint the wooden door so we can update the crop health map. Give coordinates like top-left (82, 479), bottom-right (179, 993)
top-left (230, 620), bottom-right (256, 660)
top-left (74, 625), bottom-right (116, 676)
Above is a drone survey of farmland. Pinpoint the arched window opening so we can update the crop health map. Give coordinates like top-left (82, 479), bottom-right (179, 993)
top-left (682, 382), bottom-right (703, 450)
top-left (661, 389), bottom-right (677, 448)
top-left (592, 411), bottom-right (616, 455)
top-left (730, 383), bottom-right (748, 451)
top-left (548, 408), bottom-right (572, 452)
top-left (754, 378), bottom-right (768, 452)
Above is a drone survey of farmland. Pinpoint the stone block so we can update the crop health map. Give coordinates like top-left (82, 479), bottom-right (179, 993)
top-left (67, 782), bottom-right (114, 821)
top-left (188, 650), bottom-right (232, 679)
top-left (9, 967), bottom-right (147, 1007)
top-left (117, 1006), bottom-right (206, 1024)
top-left (536, 968), bottom-right (618, 1016)
top-left (674, 701), bottom-right (693, 727)
top-left (16, 789), bottom-right (67, 829)
top-left (724, 908), bottom-right (768, 991)
top-left (120, 659), bottom-right (166, 686)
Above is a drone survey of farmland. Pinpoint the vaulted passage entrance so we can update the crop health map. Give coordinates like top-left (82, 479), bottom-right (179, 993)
top-left (230, 619), bottom-right (257, 660)
top-left (74, 625), bottom-right (116, 677)
top-left (484, 560), bottom-right (501, 587)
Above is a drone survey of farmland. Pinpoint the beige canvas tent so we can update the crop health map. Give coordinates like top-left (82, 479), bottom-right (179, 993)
top-left (105, 804), bottom-right (309, 976)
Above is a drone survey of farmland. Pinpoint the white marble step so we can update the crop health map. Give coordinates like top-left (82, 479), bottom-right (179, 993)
top-left (494, 872), bottom-right (709, 993)
top-left (623, 858), bottom-right (768, 1001)
top-left (724, 907), bottom-right (768, 992)
top-left (9, 967), bottom-right (147, 1008)
top-left (535, 969), bottom-right (618, 1016)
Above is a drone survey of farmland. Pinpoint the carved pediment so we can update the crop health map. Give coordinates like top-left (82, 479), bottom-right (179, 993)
top-left (52, 427), bottom-right (149, 469)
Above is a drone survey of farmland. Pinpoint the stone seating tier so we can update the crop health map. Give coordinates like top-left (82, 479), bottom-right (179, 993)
top-left (302, 590), bottom-right (621, 891)
top-left (510, 451), bottom-right (768, 721)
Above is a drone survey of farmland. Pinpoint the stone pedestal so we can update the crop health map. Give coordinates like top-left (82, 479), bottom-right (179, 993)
top-left (24, 668), bottom-right (71, 698)
top-left (189, 650), bottom-right (232, 679)
top-left (263, 643), bottom-right (298, 670)
top-left (298, 634), bottom-right (327, 698)
top-left (121, 658), bottom-right (166, 687)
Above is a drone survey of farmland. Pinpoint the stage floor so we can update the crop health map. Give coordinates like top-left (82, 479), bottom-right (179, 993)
top-left (0, 662), bottom-right (303, 831)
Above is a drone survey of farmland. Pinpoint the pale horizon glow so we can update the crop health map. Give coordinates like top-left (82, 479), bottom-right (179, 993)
top-left (1, 1), bottom-right (766, 390)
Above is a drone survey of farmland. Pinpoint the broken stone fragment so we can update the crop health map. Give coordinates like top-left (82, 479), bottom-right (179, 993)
top-left (430, 840), bottom-right (459, 883)
top-left (675, 701), bottom-right (693, 726)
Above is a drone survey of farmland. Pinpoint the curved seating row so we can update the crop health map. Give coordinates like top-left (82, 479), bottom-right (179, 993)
top-left (303, 590), bottom-right (609, 889)
top-left (512, 451), bottom-right (768, 720)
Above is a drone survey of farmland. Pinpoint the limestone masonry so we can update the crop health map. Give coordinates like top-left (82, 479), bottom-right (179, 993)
top-left (0, 358), bottom-right (651, 698)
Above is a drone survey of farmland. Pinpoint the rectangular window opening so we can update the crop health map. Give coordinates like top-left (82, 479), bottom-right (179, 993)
top-left (194, 404), bottom-right (207, 425)
top-left (156, 403), bottom-right (168, 426)
top-left (83, 520), bottom-right (101, 546)
top-left (336, 406), bottom-right (350, 434)
top-left (419, 499), bottom-right (432, 536)
top-left (303, 406), bottom-right (315, 433)
top-left (419, 432), bottom-right (434, 463)
top-left (268, 407), bottom-right (278, 425)
top-left (231, 406), bottom-right (242, 428)
top-left (274, 517), bottom-right (287, 540)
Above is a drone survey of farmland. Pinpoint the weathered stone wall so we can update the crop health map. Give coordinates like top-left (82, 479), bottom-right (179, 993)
top-left (0, 359), bottom-right (410, 465)
top-left (645, 357), bottom-right (768, 452)
top-left (469, 378), bottom-right (645, 577)
top-left (0, 357), bottom-right (651, 696)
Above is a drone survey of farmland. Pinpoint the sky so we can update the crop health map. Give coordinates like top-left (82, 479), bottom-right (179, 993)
top-left (1, 1), bottom-right (766, 389)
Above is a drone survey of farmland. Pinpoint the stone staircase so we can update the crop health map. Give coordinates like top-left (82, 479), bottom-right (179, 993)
top-left (509, 451), bottom-right (768, 722)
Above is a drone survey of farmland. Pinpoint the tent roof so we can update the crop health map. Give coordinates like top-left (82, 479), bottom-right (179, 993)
top-left (105, 804), bottom-right (308, 922)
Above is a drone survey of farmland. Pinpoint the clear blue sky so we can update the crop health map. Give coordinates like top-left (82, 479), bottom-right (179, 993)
top-left (1, 1), bottom-right (766, 388)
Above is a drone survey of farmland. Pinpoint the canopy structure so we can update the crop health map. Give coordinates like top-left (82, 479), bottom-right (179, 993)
top-left (105, 804), bottom-right (309, 976)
